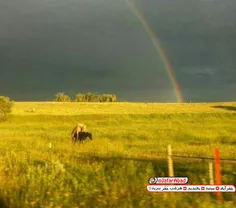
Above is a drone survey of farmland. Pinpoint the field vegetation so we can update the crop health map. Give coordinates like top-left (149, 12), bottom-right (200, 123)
top-left (0, 102), bottom-right (236, 208)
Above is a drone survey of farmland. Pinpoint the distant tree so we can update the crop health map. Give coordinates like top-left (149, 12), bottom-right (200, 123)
top-left (85, 92), bottom-right (97, 102)
top-left (101, 94), bottom-right (107, 102)
top-left (102, 94), bottom-right (112, 102)
top-left (84, 93), bottom-right (89, 102)
top-left (0, 96), bottom-right (14, 121)
top-left (74, 93), bottom-right (117, 102)
top-left (54, 92), bottom-right (71, 102)
top-left (111, 94), bottom-right (117, 102)
top-left (89, 94), bottom-right (99, 102)
top-left (97, 95), bottom-right (104, 102)
top-left (74, 93), bottom-right (86, 102)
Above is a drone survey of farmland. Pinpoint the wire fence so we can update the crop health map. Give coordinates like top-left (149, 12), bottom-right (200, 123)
top-left (72, 143), bottom-right (235, 201)
top-left (171, 155), bottom-right (236, 164)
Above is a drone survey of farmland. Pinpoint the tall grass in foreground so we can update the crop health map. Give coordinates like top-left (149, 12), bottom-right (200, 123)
top-left (0, 102), bottom-right (236, 207)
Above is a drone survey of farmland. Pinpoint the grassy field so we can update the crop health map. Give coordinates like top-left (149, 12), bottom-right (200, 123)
top-left (0, 102), bottom-right (236, 208)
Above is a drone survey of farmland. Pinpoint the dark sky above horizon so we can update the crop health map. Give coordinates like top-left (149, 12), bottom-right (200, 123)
top-left (0, 0), bottom-right (236, 102)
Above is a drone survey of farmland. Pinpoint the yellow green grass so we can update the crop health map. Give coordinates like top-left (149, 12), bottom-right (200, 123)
top-left (0, 102), bottom-right (236, 208)
top-left (12, 102), bottom-right (236, 115)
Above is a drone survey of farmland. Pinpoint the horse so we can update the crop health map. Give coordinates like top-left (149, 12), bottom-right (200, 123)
top-left (78, 132), bottom-right (93, 142)
top-left (72, 131), bottom-right (93, 144)
top-left (71, 123), bottom-right (86, 143)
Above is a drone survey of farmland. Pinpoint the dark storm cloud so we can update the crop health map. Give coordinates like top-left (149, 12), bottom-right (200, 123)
top-left (135, 0), bottom-right (236, 101)
top-left (0, 0), bottom-right (236, 102)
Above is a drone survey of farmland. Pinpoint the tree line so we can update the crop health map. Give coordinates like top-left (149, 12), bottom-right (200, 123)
top-left (54, 92), bottom-right (117, 102)
top-left (0, 92), bottom-right (117, 122)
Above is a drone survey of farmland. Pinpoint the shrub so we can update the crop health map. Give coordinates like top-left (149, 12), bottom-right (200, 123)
top-left (0, 96), bottom-right (14, 121)
top-left (74, 93), bottom-right (117, 102)
top-left (85, 92), bottom-right (93, 102)
top-left (102, 94), bottom-right (115, 102)
top-left (74, 93), bottom-right (86, 102)
top-left (54, 92), bottom-right (71, 102)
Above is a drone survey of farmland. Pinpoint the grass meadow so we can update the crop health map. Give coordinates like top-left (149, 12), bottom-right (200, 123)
top-left (0, 102), bottom-right (236, 208)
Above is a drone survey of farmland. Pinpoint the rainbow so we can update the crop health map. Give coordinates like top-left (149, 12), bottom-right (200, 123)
top-left (125, 0), bottom-right (184, 103)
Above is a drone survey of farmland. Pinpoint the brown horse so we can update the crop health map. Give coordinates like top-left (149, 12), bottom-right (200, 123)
top-left (78, 132), bottom-right (93, 142)
top-left (72, 131), bottom-right (92, 143)
top-left (71, 123), bottom-right (86, 143)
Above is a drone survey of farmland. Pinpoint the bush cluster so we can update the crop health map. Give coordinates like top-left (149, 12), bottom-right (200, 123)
top-left (54, 92), bottom-right (117, 102)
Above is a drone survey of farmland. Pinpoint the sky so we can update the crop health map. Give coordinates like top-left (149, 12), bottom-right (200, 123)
top-left (0, 0), bottom-right (236, 102)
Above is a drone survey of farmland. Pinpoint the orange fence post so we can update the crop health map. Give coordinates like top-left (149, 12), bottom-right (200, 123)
top-left (214, 148), bottom-right (222, 201)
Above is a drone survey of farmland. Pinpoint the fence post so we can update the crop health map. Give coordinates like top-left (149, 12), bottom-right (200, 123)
top-left (167, 144), bottom-right (174, 177)
top-left (209, 162), bottom-right (214, 185)
top-left (49, 142), bottom-right (52, 162)
top-left (214, 148), bottom-right (222, 201)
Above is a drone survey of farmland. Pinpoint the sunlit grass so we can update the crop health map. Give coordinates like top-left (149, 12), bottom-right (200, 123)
top-left (12, 101), bottom-right (236, 115)
top-left (0, 102), bottom-right (236, 207)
